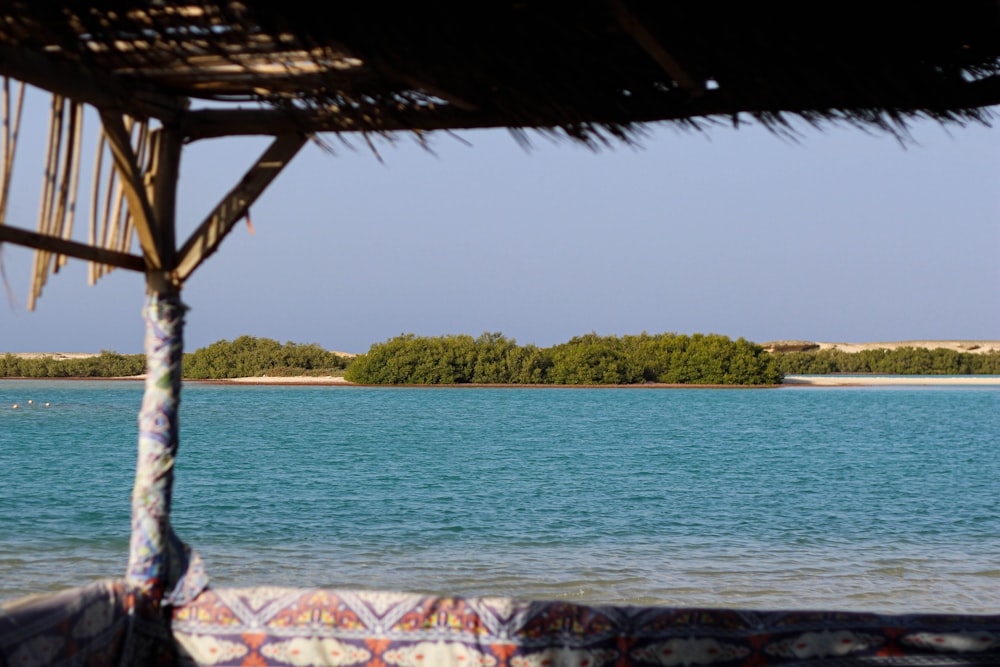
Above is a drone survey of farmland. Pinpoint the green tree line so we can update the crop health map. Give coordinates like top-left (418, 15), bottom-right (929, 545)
top-left (6, 336), bottom-right (999, 382)
top-left (772, 347), bottom-right (1000, 375)
top-left (345, 332), bottom-right (783, 385)
top-left (183, 336), bottom-right (349, 379)
top-left (0, 351), bottom-right (146, 378)
top-left (0, 336), bottom-right (349, 379)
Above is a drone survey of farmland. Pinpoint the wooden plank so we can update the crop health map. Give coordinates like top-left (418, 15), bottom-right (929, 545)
top-left (99, 111), bottom-right (161, 269)
top-left (610, 0), bottom-right (703, 93)
top-left (0, 224), bottom-right (145, 271)
top-left (174, 134), bottom-right (305, 281)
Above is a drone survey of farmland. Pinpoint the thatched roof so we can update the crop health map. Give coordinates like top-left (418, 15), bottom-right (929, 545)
top-left (2, 1), bottom-right (1000, 144)
top-left (2, 1), bottom-right (1000, 302)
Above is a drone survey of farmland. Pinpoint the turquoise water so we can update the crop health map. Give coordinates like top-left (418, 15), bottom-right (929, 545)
top-left (1, 380), bottom-right (998, 612)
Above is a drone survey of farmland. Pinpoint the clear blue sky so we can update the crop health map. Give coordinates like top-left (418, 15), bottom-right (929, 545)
top-left (3, 89), bottom-right (999, 354)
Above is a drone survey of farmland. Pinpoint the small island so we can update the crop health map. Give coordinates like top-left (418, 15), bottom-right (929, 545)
top-left (3, 335), bottom-right (999, 387)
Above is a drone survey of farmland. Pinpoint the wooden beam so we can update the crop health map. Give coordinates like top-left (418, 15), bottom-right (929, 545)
top-left (0, 224), bottom-right (145, 272)
top-left (99, 111), bottom-right (162, 269)
top-left (610, 0), bottom-right (704, 93)
top-left (174, 134), bottom-right (306, 282)
top-left (180, 94), bottom-right (727, 139)
top-left (181, 104), bottom-right (563, 140)
top-left (180, 74), bottom-right (1000, 140)
top-left (146, 127), bottom-right (182, 270)
top-left (0, 45), bottom-right (186, 122)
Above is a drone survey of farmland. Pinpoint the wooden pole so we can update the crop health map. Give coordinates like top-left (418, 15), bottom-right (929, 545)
top-left (125, 125), bottom-right (204, 628)
top-left (147, 127), bottom-right (181, 280)
top-left (99, 111), bottom-right (162, 270)
top-left (126, 287), bottom-right (184, 603)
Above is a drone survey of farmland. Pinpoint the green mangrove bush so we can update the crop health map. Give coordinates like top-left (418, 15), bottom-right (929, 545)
top-left (346, 332), bottom-right (782, 385)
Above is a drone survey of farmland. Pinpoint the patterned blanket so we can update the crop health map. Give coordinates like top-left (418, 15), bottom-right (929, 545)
top-left (3, 581), bottom-right (1000, 666)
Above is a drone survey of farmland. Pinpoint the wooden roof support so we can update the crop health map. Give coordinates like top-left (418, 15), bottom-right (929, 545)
top-left (99, 111), bottom-right (163, 270)
top-left (0, 223), bottom-right (145, 272)
top-left (145, 127), bottom-right (182, 290)
top-left (610, 0), bottom-right (704, 94)
top-left (174, 133), bottom-right (306, 282)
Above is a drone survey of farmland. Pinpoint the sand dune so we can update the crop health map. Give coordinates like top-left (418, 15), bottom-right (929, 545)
top-left (8, 352), bottom-right (99, 360)
top-left (761, 340), bottom-right (1000, 354)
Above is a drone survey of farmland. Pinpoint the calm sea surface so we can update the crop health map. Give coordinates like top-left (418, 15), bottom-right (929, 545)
top-left (1, 381), bottom-right (998, 613)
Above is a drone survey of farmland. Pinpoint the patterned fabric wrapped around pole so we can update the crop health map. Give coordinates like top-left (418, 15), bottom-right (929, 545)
top-left (126, 292), bottom-right (207, 607)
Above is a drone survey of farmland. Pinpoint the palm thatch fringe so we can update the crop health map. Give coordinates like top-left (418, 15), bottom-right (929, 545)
top-left (87, 116), bottom-right (152, 285)
top-left (0, 78), bottom-right (24, 223)
top-left (28, 96), bottom-right (84, 310)
top-left (22, 97), bottom-right (157, 308)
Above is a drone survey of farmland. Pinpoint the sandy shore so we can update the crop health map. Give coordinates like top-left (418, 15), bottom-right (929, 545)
top-left (783, 374), bottom-right (1000, 386)
top-left (763, 340), bottom-right (1000, 385)
top-left (208, 375), bottom-right (1000, 387)
top-left (203, 375), bottom-right (350, 385)
top-left (3, 374), bottom-right (996, 387)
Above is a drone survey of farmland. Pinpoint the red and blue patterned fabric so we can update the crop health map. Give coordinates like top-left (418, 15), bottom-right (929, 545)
top-left (171, 587), bottom-right (1000, 666)
top-left (4, 581), bottom-right (1000, 666)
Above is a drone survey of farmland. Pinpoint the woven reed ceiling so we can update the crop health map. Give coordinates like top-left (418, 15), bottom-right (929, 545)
top-left (1, 1), bottom-right (1000, 143)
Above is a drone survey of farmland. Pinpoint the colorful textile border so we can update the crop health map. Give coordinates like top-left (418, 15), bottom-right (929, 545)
top-left (3, 583), bottom-right (999, 666)
top-left (172, 587), bottom-right (1000, 666)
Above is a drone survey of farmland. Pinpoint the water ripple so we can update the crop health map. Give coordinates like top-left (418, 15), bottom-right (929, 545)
top-left (1, 382), bottom-right (998, 612)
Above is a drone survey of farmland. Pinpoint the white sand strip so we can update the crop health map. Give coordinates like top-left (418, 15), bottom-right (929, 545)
top-left (214, 375), bottom-right (350, 385)
top-left (783, 375), bottom-right (1000, 386)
